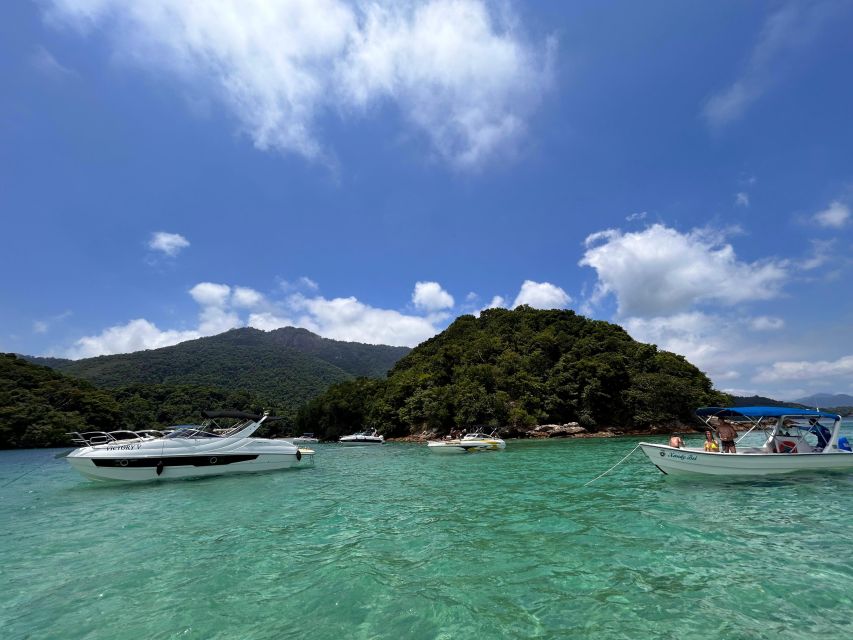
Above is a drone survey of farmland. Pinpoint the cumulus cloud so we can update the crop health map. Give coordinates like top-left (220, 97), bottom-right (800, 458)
top-left (412, 281), bottom-right (454, 311)
top-left (512, 280), bottom-right (571, 309)
top-left (281, 293), bottom-right (440, 346)
top-left (813, 200), bottom-right (850, 229)
top-left (231, 286), bottom-right (265, 308)
top-left (66, 278), bottom-right (455, 356)
top-left (702, 1), bottom-right (835, 128)
top-left (580, 224), bottom-right (787, 318)
top-left (148, 231), bottom-right (190, 257)
top-left (189, 282), bottom-right (231, 307)
top-left (66, 319), bottom-right (201, 359)
top-left (754, 354), bottom-right (853, 385)
top-left (44, 0), bottom-right (552, 169)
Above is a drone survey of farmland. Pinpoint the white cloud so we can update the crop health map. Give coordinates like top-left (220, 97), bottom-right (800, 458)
top-left (813, 200), bottom-right (850, 229)
top-left (486, 295), bottom-right (507, 309)
top-left (33, 321), bottom-right (49, 334)
top-left (735, 192), bottom-right (750, 207)
top-left (45, 0), bottom-right (552, 169)
top-left (512, 280), bottom-right (571, 309)
top-left (754, 355), bottom-right (853, 384)
top-left (189, 282), bottom-right (231, 307)
top-left (750, 316), bottom-right (784, 331)
top-left (580, 224), bottom-right (787, 318)
top-left (702, 2), bottom-right (834, 128)
top-left (286, 293), bottom-right (439, 346)
top-left (148, 231), bottom-right (190, 257)
top-left (66, 319), bottom-right (200, 359)
top-left (412, 281), bottom-right (454, 311)
top-left (231, 286), bottom-right (265, 309)
top-left (626, 211), bottom-right (647, 222)
top-left (66, 278), bottom-right (452, 356)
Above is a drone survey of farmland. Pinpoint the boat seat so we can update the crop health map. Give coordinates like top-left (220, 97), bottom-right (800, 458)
top-left (773, 436), bottom-right (812, 454)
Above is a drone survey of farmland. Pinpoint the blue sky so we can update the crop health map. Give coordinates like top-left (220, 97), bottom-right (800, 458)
top-left (2, 0), bottom-right (853, 400)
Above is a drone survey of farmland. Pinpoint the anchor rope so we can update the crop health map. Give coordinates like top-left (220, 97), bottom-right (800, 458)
top-left (583, 444), bottom-right (642, 487)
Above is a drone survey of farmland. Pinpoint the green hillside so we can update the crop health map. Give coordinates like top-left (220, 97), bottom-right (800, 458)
top-left (0, 354), bottom-right (282, 448)
top-left (297, 307), bottom-right (729, 440)
top-left (27, 327), bottom-right (409, 409)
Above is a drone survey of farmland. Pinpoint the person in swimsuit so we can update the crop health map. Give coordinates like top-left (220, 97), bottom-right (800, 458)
top-left (717, 420), bottom-right (738, 453)
top-left (669, 434), bottom-right (684, 448)
top-left (704, 430), bottom-right (719, 452)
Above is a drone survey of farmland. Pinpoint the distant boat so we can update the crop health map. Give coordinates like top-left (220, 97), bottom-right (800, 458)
top-left (339, 430), bottom-right (384, 446)
top-left (65, 410), bottom-right (314, 482)
top-left (291, 433), bottom-right (319, 444)
top-left (639, 406), bottom-right (853, 477)
top-left (427, 431), bottom-right (506, 454)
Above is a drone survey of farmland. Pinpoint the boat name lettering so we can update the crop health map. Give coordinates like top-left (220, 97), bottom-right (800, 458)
top-left (667, 452), bottom-right (697, 462)
top-left (106, 444), bottom-right (141, 451)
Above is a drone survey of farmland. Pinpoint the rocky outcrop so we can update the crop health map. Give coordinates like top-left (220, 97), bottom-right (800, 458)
top-left (524, 422), bottom-right (587, 438)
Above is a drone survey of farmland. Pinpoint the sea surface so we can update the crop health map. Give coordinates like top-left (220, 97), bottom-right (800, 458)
top-left (3, 426), bottom-right (853, 640)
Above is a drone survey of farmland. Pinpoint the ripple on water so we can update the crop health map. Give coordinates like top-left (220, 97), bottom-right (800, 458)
top-left (3, 435), bottom-right (853, 639)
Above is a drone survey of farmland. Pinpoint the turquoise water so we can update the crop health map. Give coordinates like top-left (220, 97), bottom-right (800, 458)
top-left (3, 432), bottom-right (853, 639)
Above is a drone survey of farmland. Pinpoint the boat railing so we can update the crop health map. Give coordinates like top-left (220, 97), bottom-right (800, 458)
top-left (67, 430), bottom-right (163, 446)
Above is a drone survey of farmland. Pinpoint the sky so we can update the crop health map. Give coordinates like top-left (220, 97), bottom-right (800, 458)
top-left (2, 0), bottom-right (853, 401)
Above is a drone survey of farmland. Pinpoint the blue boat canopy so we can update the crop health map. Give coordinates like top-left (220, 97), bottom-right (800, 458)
top-left (697, 406), bottom-right (840, 420)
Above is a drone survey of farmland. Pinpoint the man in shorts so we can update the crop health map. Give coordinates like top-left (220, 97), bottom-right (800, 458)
top-left (717, 419), bottom-right (738, 453)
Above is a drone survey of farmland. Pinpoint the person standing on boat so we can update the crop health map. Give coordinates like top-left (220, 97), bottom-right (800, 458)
top-left (704, 430), bottom-right (719, 452)
top-left (717, 420), bottom-right (738, 453)
top-left (669, 434), bottom-right (684, 448)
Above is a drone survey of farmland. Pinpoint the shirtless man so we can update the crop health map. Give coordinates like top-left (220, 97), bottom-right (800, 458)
top-left (669, 434), bottom-right (684, 448)
top-left (717, 420), bottom-right (738, 453)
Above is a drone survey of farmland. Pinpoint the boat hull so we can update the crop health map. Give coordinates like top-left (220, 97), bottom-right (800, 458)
top-left (427, 440), bottom-right (505, 453)
top-left (640, 443), bottom-right (853, 477)
top-left (67, 450), bottom-right (314, 482)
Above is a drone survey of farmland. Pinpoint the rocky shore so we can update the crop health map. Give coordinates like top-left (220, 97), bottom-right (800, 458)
top-left (388, 421), bottom-right (698, 443)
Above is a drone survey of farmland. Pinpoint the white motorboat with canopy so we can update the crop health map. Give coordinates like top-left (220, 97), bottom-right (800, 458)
top-left (339, 430), bottom-right (384, 445)
top-left (639, 406), bottom-right (852, 476)
top-left (427, 430), bottom-right (506, 454)
top-left (66, 410), bottom-right (314, 482)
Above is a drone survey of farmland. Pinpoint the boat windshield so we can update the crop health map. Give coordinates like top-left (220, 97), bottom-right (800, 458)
top-left (164, 427), bottom-right (222, 439)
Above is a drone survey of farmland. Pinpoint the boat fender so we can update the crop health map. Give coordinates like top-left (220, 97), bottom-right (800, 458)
top-left (779, 440), bottom-right (798, 454)
top-left (296, 449), bottom-right (302, 461)
top-left (156, 460), bottom-right (164, 476)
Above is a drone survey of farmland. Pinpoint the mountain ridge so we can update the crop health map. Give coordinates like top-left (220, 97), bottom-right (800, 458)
top-left (23, 327), bottom-right (410, 409)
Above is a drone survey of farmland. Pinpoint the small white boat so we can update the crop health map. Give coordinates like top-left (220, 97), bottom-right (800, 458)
top-left (427, 431), bottom-right (506, 454)
top-left (640, 406), bottom-right (853, 477)
top-left (66, 411), bottom-right (314, 482)
top-left (339, 430), bottom-right (384, 446)
top-left (291, 433), bottom-right (319, 444)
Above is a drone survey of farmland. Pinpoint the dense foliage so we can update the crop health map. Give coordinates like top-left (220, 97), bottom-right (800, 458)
top-left (0, 354), bottom-right (292, 448)
top-left (297, 308), bottom-right (730, 440)
top-left (27, 327), bottom-right (409, 409)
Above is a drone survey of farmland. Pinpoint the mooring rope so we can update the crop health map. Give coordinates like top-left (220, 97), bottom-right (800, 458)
top-left (583, 444), bottom-right (642, 487)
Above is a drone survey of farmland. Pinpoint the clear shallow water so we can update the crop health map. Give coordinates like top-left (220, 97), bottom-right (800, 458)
top-left (3, 430), bottom-right (853, 640)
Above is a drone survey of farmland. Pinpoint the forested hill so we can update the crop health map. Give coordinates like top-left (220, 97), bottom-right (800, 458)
top-left (25, 327), bottom-right (410, 407)
top-left (0, 354), bottom-right (274, 448)
top-left (296, 307), bottom-right (730, 440)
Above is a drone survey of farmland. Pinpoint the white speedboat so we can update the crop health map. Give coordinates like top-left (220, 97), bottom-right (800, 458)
top-left (291, 433), bottom-right (319, 444)
top-left (427, 431), bottom-right (506, 454)
top-left (66, 410), bottom-right (314, 482)
top-left (639, 406), bottom-right (853, 477)
top-left (339, 430), bottom-right (384, 446)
